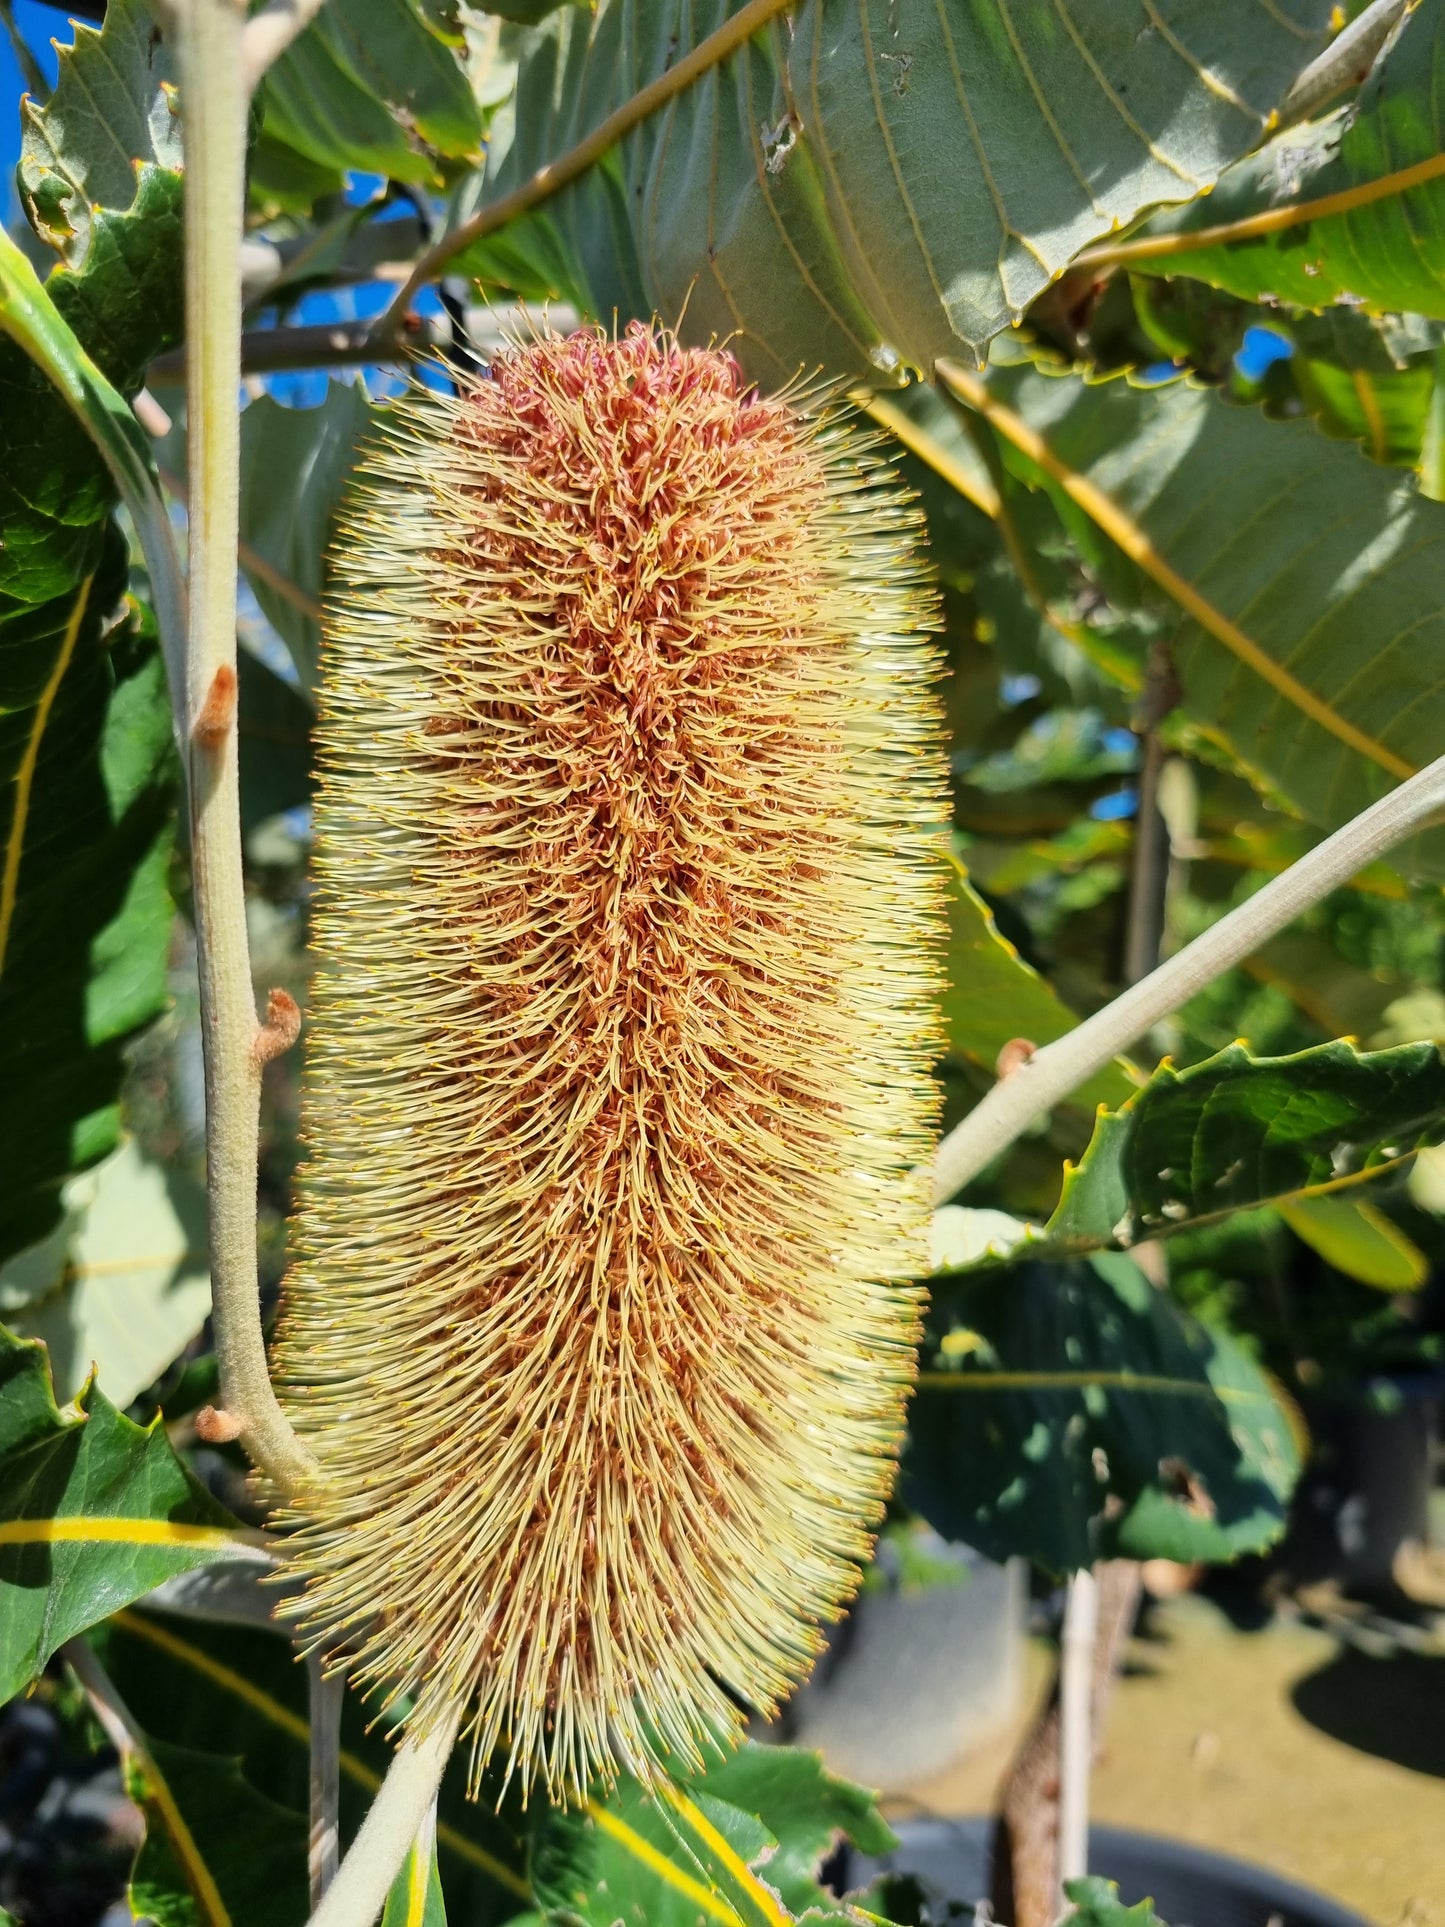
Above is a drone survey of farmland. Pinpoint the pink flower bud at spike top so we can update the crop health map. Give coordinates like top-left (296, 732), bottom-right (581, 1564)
top-left (275, 323), bottom-right (949, 1803)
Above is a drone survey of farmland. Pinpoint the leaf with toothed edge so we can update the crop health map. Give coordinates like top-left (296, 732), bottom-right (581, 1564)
top-left (1064, 1878), bottom-right (1170, 1927)
top-left (950, 1037), bottom-right (1445, 1269)
top-left (0, 1327), bottom-right (240, 1702)
top-left (17, 0), bottom-right (179, 271)
top-left (476, 0), bottom-right (1332, 382)
top-left (928, 1039), bottom-right (1445, 1282)
top-left (532, 1749), bottom-right (896, 1927)
top-left (1122, 0), bottom-right (1445, 321)
top-left (676, 1745), bottom-right (896, 1919)
top-left (2, 0), bottom-right (183, 1265)
top-left (906, 1250), bottom-right (1301, 1573)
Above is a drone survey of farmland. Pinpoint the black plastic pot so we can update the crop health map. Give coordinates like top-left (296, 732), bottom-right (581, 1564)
top-left (840, 1815), bottom-right (1370, 1927)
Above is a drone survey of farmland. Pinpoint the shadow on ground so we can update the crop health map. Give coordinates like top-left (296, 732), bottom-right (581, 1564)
top-left (1291, 1645), bottom-right (1445, 1778)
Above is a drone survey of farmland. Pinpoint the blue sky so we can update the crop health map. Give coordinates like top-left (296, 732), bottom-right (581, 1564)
top-left (2, 1), bottom-right (61, 218)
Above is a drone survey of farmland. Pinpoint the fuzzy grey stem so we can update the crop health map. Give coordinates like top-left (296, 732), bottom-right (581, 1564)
top-left (173, 0), bottom-right (316, 1494)
top-left (1280, 0), bottom-right (1409, 127)
top-left (63, 1639), bottom-right (141, 1762)
top-left (306, 1711), bottom-right (460, 1927)
top-left (933, 753), bottom-right (1445, 1204)
top-left (1056, 1569), bottom-right (1098, 1901)
top-left (309, 1659), bottom-right (345, 1907)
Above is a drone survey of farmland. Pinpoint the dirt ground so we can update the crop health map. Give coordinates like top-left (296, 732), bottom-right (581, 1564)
top-left (892, 1591), bottom-right (1445, 1927)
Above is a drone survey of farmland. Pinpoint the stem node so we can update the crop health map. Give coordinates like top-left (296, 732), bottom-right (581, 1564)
top-left (191, 661), bottom-right (237, 748)
top-left (996, 1037), bottom-right (1037, 1080)
top-left (195, 1404), bottom-right (245, 1444)
top-left (254, 987), bottom-right (302, 1067)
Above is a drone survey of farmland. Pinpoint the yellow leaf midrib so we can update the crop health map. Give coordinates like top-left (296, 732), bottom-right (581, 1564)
top-left (1074, 149), bottom-right (1445, 271)
top-left (935, 358), bottom-right (1416, 782)
top-left (0, 574), bottom-right (93, 985)
top-left (110, 1611), bottom-right (531, 1898)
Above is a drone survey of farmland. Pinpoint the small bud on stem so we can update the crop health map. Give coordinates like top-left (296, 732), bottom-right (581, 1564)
top-left (996, 1038), bottom-right (1038, 1080)
top-left (195, 1405), bottom-right (245, 1444)
top-left (253, 987), bottom-right (302, 1068)
top-left (191, 662), bottom-right (237, 749)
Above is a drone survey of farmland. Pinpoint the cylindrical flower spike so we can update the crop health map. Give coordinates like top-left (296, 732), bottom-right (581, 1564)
top-left (275, 323), bottom-right (948, 1803)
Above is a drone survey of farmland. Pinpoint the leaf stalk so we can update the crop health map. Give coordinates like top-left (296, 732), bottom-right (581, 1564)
top-left (305, 1706), bottom-right (461, 1927)
top-left (932, 751), bottom-right (1445, 1204)
top-left (308, 1657), bottom-right (345, 1907)
top-left (1280, 0), bottom-right (1409, 127)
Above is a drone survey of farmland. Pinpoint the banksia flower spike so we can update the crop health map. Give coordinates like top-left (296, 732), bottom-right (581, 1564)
top-left (275, 322), bottom-right (947, 1803)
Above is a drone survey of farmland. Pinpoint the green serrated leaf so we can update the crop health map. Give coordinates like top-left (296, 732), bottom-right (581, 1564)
top-left (94, 1608), bottom-right (533, 1923)
top-left (1064, 1876), bottom-right (1169, 1927)
top-left (532, 1778), bottom-right (778, 1927)
top-left (941, 858), bottom-right (1133, 1118)
top-left (985, 1039), bottom-right (1445, 1267)
top-left (124, 1734), bottom-right (310, 1927)
top-left (532, 1744), bottom-right (896, 1927)
top-left (481, 0), bottom-right (1329, 378)
top-left (54, 165), bottom-right (186, 397)
top-left (679, 1747), bottom-right (896, 1919)
top-left (0, 1327), bottom-right (240, 1701)
top-left (956, 350), bottom-right (1445, 873)
top-left (905, 1252), bottom-right (1301, 1573)
top-left (1123, 0), bottom-right (1445, 320)
top-left (17, 0), bottom-right (180, 270)
top-left (531, 1757), bottom-right (893, 1927)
